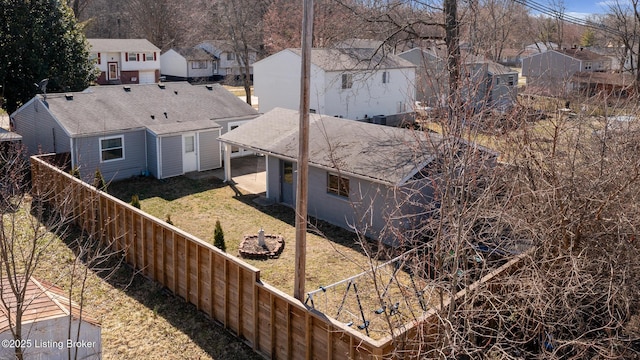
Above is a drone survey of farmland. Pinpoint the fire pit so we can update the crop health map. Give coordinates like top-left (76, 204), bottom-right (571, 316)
top-left (238, 228), bottom-right (285, 260)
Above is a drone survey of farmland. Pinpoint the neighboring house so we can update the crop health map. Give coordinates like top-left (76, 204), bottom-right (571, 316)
top-left (254, 48), bottom-right (416, 123)
top-left (496, 48), bottom-right (539, 67)
top-left (398, 48), bottom-right (518, 111)
top-left (588, 46), bottom-right (633, 73)
top-left (160, 47), bottom-right (218, 82)
top-left (219, 107), bottom-right (496, 244)
top-left (521, 48), bottom-right (611, 96)
top-left (88, 38), bottom-right (161, 85)
top-left (0, 277), bottom-right (101, 360)
top-left (196, 40), bottom-right (257, 81)
top-left (397, 47), bottom-right (448, 108)
top-left (571, 71), bottom-right (635, 97)
top-left (464, 60), bottom-right (519, 112)
top-left (10, 83), bottom-right (259, 182)
top-left (524, 42), bottom-right (558, 52)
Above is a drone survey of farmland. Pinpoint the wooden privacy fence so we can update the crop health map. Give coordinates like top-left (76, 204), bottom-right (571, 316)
top-left (30, 155), bottom-right (530, 359)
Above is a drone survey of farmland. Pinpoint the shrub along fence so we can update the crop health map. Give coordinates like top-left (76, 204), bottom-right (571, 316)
top-left (31, 154), bottom-right (528, 359)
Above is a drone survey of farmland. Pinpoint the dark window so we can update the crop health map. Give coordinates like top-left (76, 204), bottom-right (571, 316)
top-left (100, 136), bottom-right (124, 162)
top-left (327, 173), bottom-right (349, 198)
top-left (382, 71), bottom-right (390, 84)
top-left (283, 162), bottom-right (294, 184)
top-left (341, 74), bottom-right (353, 89)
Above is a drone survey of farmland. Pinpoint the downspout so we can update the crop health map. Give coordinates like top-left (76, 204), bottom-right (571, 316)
top-left (144, 130), bottom-right (148, 175)
top-left (70, 138), bottom-right (75, 170)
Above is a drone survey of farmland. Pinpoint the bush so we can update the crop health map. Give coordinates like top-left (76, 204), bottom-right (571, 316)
top-left (69, 167), bottom-right (80, 178)
top-left (214, 220), bottom-right (226, 252)
top-left (130, 194), bottom-right (141, 209)
top-left (93, 168), bottom-right (106, 191)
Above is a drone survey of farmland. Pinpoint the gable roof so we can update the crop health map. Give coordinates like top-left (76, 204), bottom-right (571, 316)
top-left (198, 40), bottom-right (258, 54)
top-left (87, 38), bottom-right (160, 53)
top-left (286, 48), bottom-right (416, 72)
top-left (171, 47), bottom-right (217, 61)
top-left (219, 107), bottom-right (442, 185)
top-left (0, 276), bottom-right (100, 333)
top-left (468, 60), bottom-right (518, 75)
top-left (38, 83), bottom-right (258, 137)
top-left (555, 48), bottom-right (608, 61)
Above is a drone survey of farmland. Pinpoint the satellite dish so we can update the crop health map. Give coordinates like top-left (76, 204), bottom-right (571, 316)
top-left (34, 78), bottom-right (49, 100)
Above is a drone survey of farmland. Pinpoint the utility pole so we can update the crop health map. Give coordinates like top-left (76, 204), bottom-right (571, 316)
top-left (294, 0), bottom-right (313, 301)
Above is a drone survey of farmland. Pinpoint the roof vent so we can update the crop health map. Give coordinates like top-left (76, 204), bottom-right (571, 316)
top-left (158, 83), bottom-right (166, 89)
top-left (205, 84), bottom-right (213, 90)
top-left (64, 93), bottom-right (73, 100)
top-left (174, 90), bottom-right (178, 95)
top-left (150, 115), bottom-right (155, 119)
top-left (123, 86), bottom-right (131, 92)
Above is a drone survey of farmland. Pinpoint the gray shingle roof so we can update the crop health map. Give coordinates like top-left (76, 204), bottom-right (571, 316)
top-left (219, 108), bottom-right (442, 185)
top-left (42, 83), bottom-right (259, 137)
top-left (172, 47), bottom-right (217, 61)
top-left (557, 48), bottom-right (608, 61)
top-left (87, 39), bottom-right (160, 52)
top-left (288, 48), bottom-right (416, 71)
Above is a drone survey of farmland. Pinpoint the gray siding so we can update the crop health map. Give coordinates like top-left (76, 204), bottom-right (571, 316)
top-left (266, 159), bottom-right (432, 244)
top-left (266, 156), bottom-right (282, 200)
top-left (73, 130), bottom-right (147, 182)
top-left (146, 131), bottom-right (158, 177)
top-left (12, 99), bottom-right (71, 156)
top-left (160, 135), bottom-right (182, 178)
top-left (198, 130), bottom-right (221, 171)
top-left (522, 51), bottom-right (581, 92)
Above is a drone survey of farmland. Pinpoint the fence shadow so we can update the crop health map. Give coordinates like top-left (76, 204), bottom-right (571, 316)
top-left (56, 224), bottom-right (263, 360)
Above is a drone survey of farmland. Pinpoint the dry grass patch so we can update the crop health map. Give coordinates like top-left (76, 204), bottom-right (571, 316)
top-left (11, 200), bottom-right (262, 360)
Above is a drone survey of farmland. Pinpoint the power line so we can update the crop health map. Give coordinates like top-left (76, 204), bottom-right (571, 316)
top-left (511, 0), bottom-right (625, 37)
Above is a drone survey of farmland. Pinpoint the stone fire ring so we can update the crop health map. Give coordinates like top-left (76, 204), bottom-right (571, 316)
top-left (238, 234), bottom-right (285, 260)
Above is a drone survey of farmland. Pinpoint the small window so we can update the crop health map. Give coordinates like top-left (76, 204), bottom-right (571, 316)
top-left (184, 136), bottom-right (195, 153)
top-left (145, 52), bottom-right (154, 61)
top-left (309, 109), bottom-right (316, 114)
top-left (191, 61), bottom-right (208, 69)
top-left (100, 136), bottom-right (124, 162)
top-left (327, 173), bottom-right (349, 198)
top-left (226, 52), bottom-right (235, 61)
top-left (128, 53), bottom-right (137, 61)
top-left (496, 77), bottom-right (500, 85)
top-left (382, 71), bottom-right (390, 84)
top-left (283, 162), bottom-right (294, 184)
top-left (508, 75), bottom-right (515, 86)
top-left (585, 62), bottom-right (592, 70)
top-left (341, 74), bottom-right (353, 89)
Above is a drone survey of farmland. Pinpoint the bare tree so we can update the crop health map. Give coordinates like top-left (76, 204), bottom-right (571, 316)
top-left (0, 144), bottom-right (123, 360)
top-left (216, 0), bottom-right (271, 104)
top-left (0, 144), bottom-right (73, 359)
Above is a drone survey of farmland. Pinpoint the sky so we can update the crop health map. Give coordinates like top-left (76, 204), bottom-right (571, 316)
top-left (538, 1), bottom-right (618, 18)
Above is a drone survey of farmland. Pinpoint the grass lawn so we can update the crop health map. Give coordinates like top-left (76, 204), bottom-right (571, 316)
top-left (107, 175), bottom-right (436, 339)
top-left (107, 175), bottom-right (378, 296)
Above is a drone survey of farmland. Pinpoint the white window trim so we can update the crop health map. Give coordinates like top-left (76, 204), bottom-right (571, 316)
top-left (99, 135), bottom-right (125, 163)
top-left (128, 53), bottom-right (137, 61)
top-left (145, 52), bottom-right (154, 61)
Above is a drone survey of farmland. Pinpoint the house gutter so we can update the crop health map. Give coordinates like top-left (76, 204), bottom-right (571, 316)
top-left (217, 138), bottom-right (398, 187)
